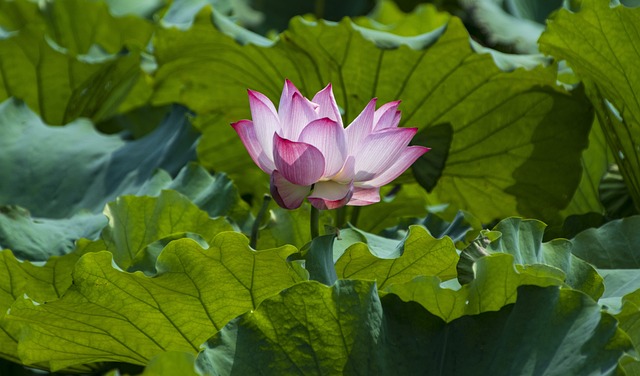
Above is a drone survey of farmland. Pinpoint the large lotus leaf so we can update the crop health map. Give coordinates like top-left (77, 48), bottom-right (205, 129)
top-left (197, 280), bottom-right (629, 375)
top-left (0, 239), bottom-right (101, 363)
top-left (101, 190), bottom-right (233, 270)
top-left (461, 0), bottom-right (562, 53)
top-left (0, 164), bottom-right (249, 262)
top-left (0, 100), bottom-right (197, 218)
top-left (570, 215), bottom-right (640, 269)
top-left (598, 269), bottom-right (640, 313)
top-left (0, 29), bottom-right (151, 125)
top-left (459, 217), bottom-right (604, 300)
top-left (6, 233), bottom-right (303, 371)
top-left (354, 0), bottom-right (449, 36)
top-left (0, 0), bottom-right (154, 124)
top-left (540, 0), bottom-right (640, 211)
top-left (616, 289), bottom-right (640, 375)
top-left (0, 208), bottom-right (107, 261)
top-left (153, 12), bottom-right (592, 225)
top-left (0, 0), bottom-right (153, 55)
top-left (335, 226), bottom-right (459, 289)
top-left (387, 253), bottom-right (564, 322)
top-left (560, 117), bottom-right (612, 219)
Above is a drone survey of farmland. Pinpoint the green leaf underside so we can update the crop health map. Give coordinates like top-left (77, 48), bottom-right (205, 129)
top-left (197, 280), bottom-right (630, 375)
top-left (153, 12), bottom-right (592, 224)
top-left (7, 233), bottom-right (303, 371)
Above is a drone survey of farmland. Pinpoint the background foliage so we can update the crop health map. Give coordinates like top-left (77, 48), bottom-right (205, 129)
top-left (0, 0), bottom-right (639, 375)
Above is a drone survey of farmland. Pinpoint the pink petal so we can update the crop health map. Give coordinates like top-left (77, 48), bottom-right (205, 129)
top-left (311, 84), bottom-right (342, 127)
top-left (344, 98), bottom-right (377, 156)
top-left (308, 181), bottom-right (353, 210)
top-left (352, 127), bottom-right (418, 182)
top-left (248, 90), bottom-right (280, 153)
top-left (231, 120), bottom-right (275, 173)
top-left (359, 146), bottom-right (430, 188)
top-left (270, 170), bottom-right (311, 209)
top-left (281, 92), bottom-right (319, 140)
top-left (273, 134), bottom-right (325, 186)
top-left (347, 187), bottom-right (381, 206)
top-left (374, 101), bottom-right (402, 131)
top-left (331, 155), bottom-right (355, 184)
top-left (278, 79), bottom-right (301, 119)
top-left (298, 118), bottom-right (347, 178)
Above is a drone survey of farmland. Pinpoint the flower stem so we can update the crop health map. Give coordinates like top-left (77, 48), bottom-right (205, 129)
top-left (310, 206), bottom-right (320, 240)
top-left (336, 207), bottom-right (347, 229)
top-left (315, 0), bottom-right (325, 19)
top-left (350, 206), bottom-right (361, 227)
top-left (250, 194), bottom-right (271, 249)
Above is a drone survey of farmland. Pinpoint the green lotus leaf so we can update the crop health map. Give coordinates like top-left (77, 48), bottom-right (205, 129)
top-left (7, 233), bottom-right (303, 371)
top-left (540, 0), bottom-right (640, 212)
top-left (335, 226), bottom-right (459, 289)
top-left (388, 253), bottom-right (564, 322)
top-left (570, 215), bottom-right (640, 269)
top-left (0, 0), bottom-right (153, 55)
top-left (153, 11), bottom-right (592, 225)
top-left (459, 217), bottom-right (604, 300)
top-left (0, 239), bottom-right (102, 363)
top-left (198, 280), bottom-right (630, 375)
top-left (101, 190), bottom-right (233, 270)
top-left (0, 100), bottom-right (199, 260)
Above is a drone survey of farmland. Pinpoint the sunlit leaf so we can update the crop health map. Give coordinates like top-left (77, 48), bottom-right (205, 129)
top-left (540, 0), bottom-right (640, 212)
top-left (154, 12), bottom-right (592, 224)
top-left (102, 190), bottom-right (233, 270)
top-left (8, 233), bottom-right (303, 371)
top-left (336, 226), bottom-right (458, 289)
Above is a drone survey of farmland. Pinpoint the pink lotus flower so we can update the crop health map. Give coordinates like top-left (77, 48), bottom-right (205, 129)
top-left (232, 80), bottom-right (429, 210)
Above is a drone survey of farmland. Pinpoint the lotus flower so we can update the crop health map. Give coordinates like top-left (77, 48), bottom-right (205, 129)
top-left (232, 80), bottom-right (429, 210)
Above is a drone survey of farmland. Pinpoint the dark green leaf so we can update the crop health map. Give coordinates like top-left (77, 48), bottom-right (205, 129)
top-left (570, 215), bottom-right (640, 269)
top-left (198, 280), bottom-right (630, 375)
